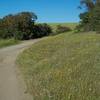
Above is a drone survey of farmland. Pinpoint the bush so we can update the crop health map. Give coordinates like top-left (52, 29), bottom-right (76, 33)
top-left (0, 23), bottom-right (53, 40)
top-left (32, 23), bottom-right (52, 38)
top-left (0, 29), bottom-right (13, 39)
top-left (0, 12), bottom-right (53, 40)
top-left (14, 31), bottom-right (30, 40)
top-left (56, 25), bottom-right (72, 33)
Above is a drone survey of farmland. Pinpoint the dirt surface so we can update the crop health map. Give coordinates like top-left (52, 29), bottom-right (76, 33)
top-left (0, 39), bottom-right (39, 100)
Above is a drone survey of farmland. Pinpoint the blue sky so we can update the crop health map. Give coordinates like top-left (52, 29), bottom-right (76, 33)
top-left (0, 0), bottom-right (82, 23)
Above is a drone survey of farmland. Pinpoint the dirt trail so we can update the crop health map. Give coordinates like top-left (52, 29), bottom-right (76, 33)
top-left (0, 39), bottom-right (39, 100)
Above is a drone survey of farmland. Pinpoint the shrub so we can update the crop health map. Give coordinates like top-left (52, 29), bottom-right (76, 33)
top-left (0, 23), bottom-right (52, 40)
top-left (0, 12), bottom-right (53, 40)
top-left (32, 23), bottom-right (52, 38)
top-left (0, 29), bottom-right (13, 39)
top-left (56, 25), bottom-right (72, 33)
top-left (14, 31), bottom-right (30, 40)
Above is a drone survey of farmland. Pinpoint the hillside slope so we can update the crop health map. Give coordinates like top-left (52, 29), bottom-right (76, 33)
top-left (17, 32), bottom-right (100, 100)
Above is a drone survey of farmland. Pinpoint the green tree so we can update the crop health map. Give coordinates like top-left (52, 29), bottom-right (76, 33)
top-left (77, 0), bottom-right (100, 32)
top-left (0, 12), bottom-right (37, 39)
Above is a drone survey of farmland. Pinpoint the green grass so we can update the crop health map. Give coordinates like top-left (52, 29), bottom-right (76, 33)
top-left (17, 32), bottom-right (100, 100)
top-left (48, 23), bottom-right (78, 30)
top-left (0, 39), bottom-right (20, 48)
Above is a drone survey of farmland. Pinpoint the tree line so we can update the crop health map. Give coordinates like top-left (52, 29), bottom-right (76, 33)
top-left (0, 12), bottom-right (52, 40)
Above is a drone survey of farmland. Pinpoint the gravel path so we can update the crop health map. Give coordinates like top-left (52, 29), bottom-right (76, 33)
top-left (0, 39), bottom-right (39, 100)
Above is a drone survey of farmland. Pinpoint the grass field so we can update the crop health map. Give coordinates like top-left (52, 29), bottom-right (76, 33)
top-left (48, 23), bottom-right (78, 30)
top-left (17, 31), bottom-right (100, 100)
top-left (0, 39), bottom-right (20, 48)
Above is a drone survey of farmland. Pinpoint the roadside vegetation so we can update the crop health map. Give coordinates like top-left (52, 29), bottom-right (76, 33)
top-left (0, 39), bottom-right (20, 48)
top-left (0, 12), bottom-right (73, 41)
top-left (0, 12), bottom-right (53, 40)
top-left (0, 12), bottom-right (72, 48)
top-left (17, 31), bottom-right (100, 100)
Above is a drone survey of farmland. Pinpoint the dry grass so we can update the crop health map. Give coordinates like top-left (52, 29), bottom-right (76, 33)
top-left (48, 23), bottom-right (78, 30)
top-left (17, 31), bottom-right (100, 100)
top-left (0, 39), bottom-right (20, 48)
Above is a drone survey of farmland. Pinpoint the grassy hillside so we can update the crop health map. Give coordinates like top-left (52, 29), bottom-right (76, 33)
top-left (48, 23), bottom-right (78, 30)
top-left (17, 32), bottom-right (100, 100)
top-left (0, 39), bottom-right (20, 48)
